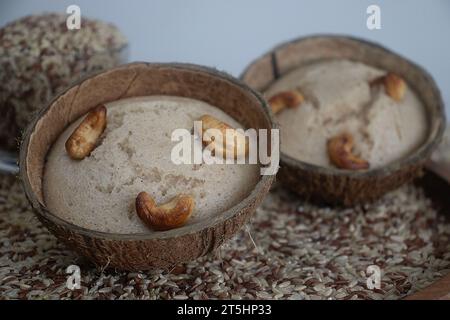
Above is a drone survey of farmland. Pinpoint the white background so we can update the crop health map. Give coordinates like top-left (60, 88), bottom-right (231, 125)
top-left (1, 0), bottom-right (449, 115)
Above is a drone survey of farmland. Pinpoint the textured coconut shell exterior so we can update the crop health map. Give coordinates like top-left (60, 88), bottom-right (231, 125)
top-left (241, 35), bottom-right (445, 206)
top-left (20, 63), bottom-right (275, 270)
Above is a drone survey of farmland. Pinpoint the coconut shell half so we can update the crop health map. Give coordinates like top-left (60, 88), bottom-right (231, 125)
top-left (241, 35), bottom-right (445, 206)
top-left (19, 62), bottom-right (275, 270)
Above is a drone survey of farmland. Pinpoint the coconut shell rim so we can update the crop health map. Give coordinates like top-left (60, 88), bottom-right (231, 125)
top-left (240, 34), bottom-right (446, 179)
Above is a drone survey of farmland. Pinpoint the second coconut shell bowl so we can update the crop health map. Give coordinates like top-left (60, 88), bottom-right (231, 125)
top-left (241, 35), bottom-right (446, 206)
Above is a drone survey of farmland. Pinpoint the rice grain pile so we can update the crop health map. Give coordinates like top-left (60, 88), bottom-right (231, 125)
top-left (0, 13), bottom-right (127, 150)
top-left (1, 173), bottom-right (450, 300)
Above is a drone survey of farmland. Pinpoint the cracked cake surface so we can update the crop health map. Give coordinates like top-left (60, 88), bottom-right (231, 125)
top-left (43, 96), bottom-right (260, 234)
top-left (265, 59), bottom-right (428, 168)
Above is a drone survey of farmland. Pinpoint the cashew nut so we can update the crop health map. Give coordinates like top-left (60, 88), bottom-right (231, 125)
top-left (371, 72), bottom-right (406, 102)
top-left (198, 114), bottom-right (248, 159)
top-left (65, 105), bottom-right (107, 160)
top-left (327, 133), bottom-right (369, 170)
top-left (268, 90), bottom-right (304, 114)
top-left (135, 192), bottom-right (194, 231)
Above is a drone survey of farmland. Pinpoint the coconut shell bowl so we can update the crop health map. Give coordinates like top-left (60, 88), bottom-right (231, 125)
top-left (20, 63), bottom-right (275, 271)
top-left (241, 35), bottom-right (445, 206)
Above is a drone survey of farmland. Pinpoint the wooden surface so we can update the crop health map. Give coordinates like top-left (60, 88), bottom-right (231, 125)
top-left (406, 161), bottom-right (450, 300)
top-left (405, 273), bottom-right (450, 300)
